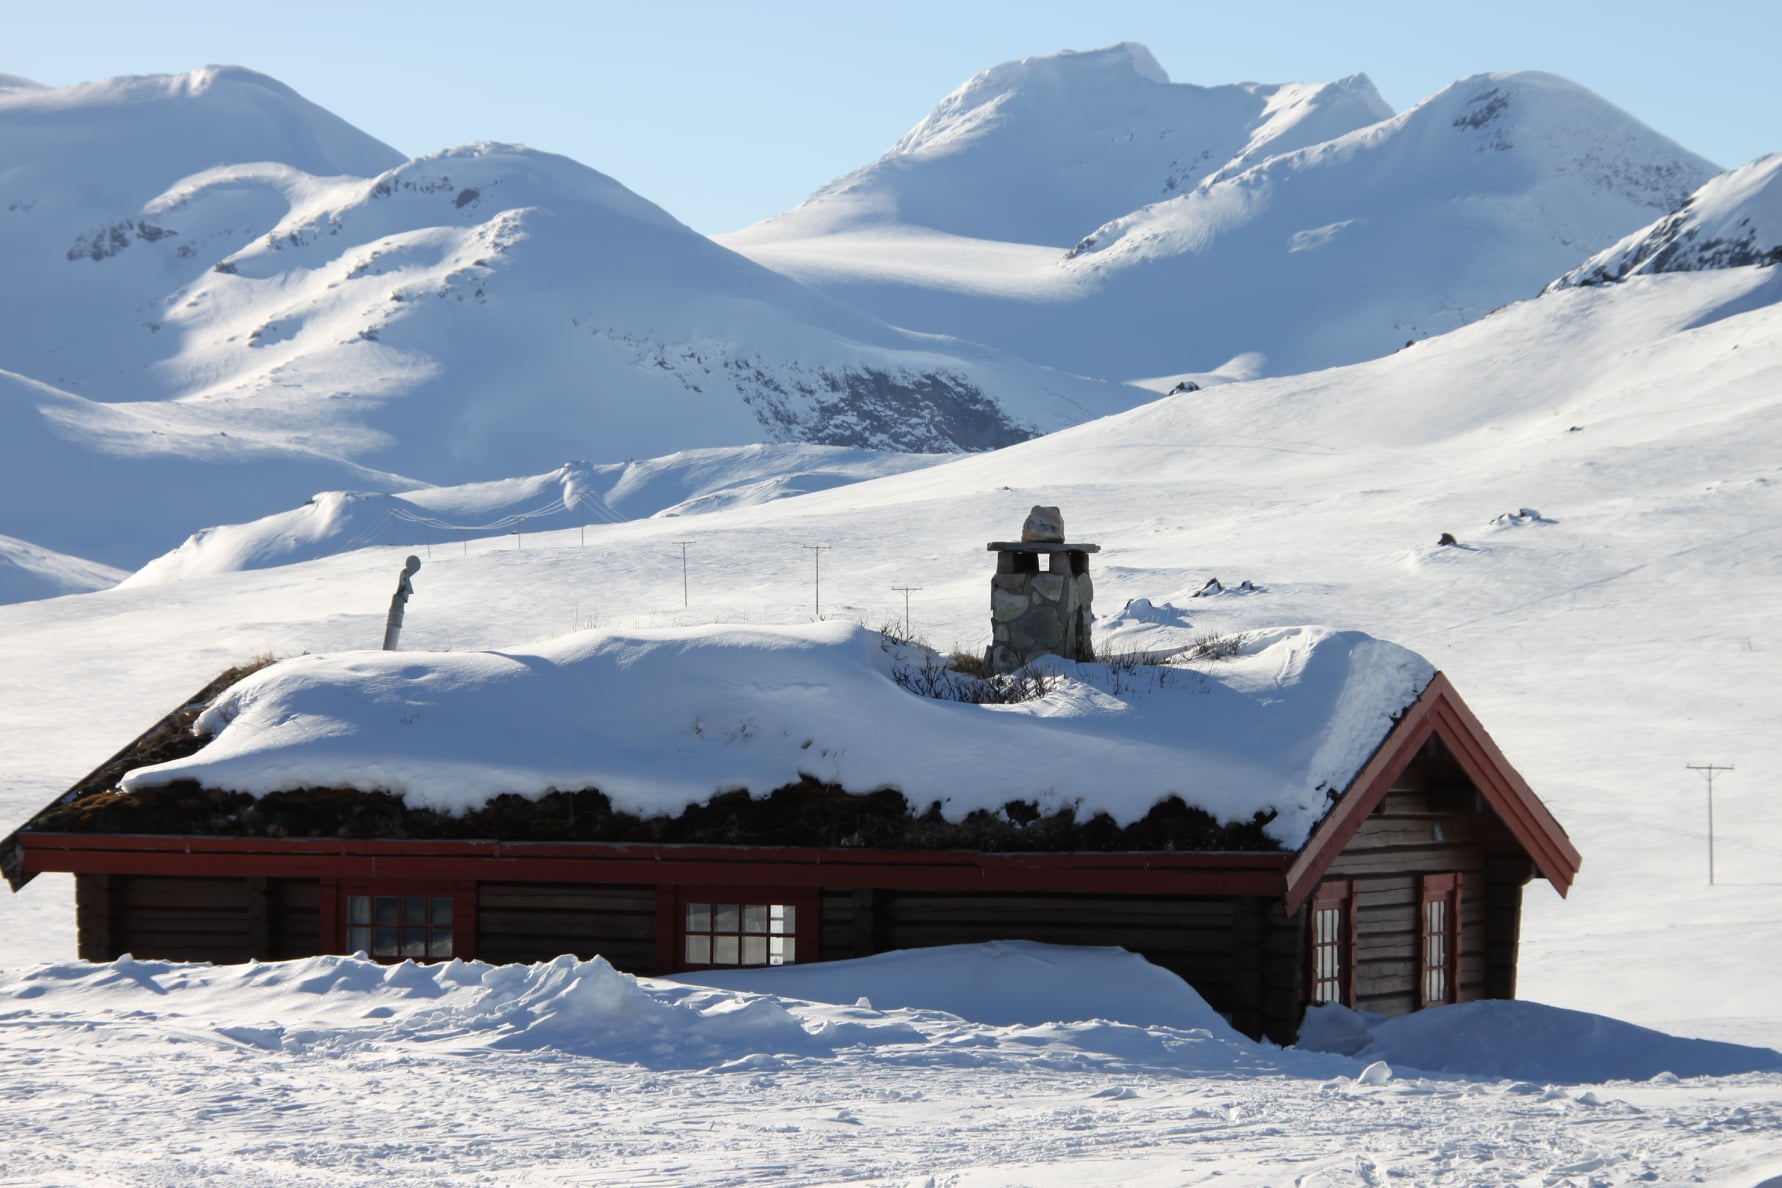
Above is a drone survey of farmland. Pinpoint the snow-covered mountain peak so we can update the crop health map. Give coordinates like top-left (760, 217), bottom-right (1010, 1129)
top-left (734, 47), bottom-right (1395, 248)
top-left (0, 65), bottom-right (403, 186)
top-left (1062, 67), bottom-right (1716, 280)
top-left (1549, 152), bottom-right (1782, 289)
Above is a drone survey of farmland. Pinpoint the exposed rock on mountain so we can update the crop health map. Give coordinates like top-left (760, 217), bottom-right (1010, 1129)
top-left (1548, 153), bottom-right (1782, 289)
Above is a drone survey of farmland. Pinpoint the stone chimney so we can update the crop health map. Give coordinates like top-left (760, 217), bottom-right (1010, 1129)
top-left (986, 505), bottom-right (1099, 673)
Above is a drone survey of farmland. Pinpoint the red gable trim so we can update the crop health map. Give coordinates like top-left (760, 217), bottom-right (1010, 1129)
top-left (16, 833), bottom-right (1291, 897)
top-left (1283, 672), bottom-right (1581, 915)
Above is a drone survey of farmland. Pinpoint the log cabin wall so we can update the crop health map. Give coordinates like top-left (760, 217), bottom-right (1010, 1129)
top-left (818, 887), bottom-right (1305, 1043)
top-left (75, 873), bottom-right (318, 963)
top-left (475, 882), bottom-right (659, 971)
top-left (1319, 745), bottom-right (1531, 1017)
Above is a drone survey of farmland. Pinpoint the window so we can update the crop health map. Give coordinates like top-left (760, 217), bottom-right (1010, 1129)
top-left (337, 883), bottom-right (472, 963)
top-left (1419, 872), bottom-right (1460, 1007)
top-left (1308, 880), bottom-right (1355, 1006)
top-left (672, 889), bottom-right (815, 971)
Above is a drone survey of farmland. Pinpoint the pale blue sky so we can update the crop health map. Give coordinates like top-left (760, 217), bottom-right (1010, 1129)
top-left (9, 0), bottom-right (1777, 233)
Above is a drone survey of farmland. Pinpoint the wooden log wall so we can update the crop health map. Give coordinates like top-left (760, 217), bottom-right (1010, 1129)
top-left (819, 887), bottom-right (1304, 1042)
top-left (1322, 780), bottom-right (1528, 1016)
top-left (474, 882), bottom-right (658, 971)
top-left (76, 874), bottom-right (319, 963)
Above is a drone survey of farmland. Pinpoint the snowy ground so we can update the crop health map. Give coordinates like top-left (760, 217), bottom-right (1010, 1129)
top-left (2, 266), bottom-right (1780, 1181)
top-left (3, 945), bottom-right (1780, 1187)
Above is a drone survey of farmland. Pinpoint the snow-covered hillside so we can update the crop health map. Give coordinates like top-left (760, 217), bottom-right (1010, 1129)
top-left (123, 448), bottom-right (947, 586)
top-left (724, 50), bottom-right (1718, 379)
top-left (4, 262), bottom-right (1777, 1053)
top-left (1550, 151), bottom-right (1782, 288)
top-left (0, 68), bottom-right (1145, 572)
top-left (0, 532), bottom-right (126, 604)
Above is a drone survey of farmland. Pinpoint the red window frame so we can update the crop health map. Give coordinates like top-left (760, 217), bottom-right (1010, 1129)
top-left (1418, 872), bottom-right (1460, 1008)
top-left (659, 886), bottom-right (819, 973)
top-left (325, 880), bottom-right (476, 964)
top-left (1307, 879), bottom-right (1357, 1007)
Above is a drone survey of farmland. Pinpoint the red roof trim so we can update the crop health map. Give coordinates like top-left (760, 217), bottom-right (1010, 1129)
top-left (16, 833), bottom-right (1290, 897)
top-left (1283, 672), bottom-right (1581, 914)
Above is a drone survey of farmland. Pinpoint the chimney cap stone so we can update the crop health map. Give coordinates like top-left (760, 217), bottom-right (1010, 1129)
top-left (1021, 505), bottom-right (1066, 543)
top-left (988, 504), bottom-right (1098, 552)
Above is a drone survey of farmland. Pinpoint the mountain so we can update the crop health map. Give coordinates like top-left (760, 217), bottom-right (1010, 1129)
top-left (0, 68), bottom-right (1146, 572)
top-left (738, 43), bottom-right (1394, 249)
top-left (1549, 153), bottom-right (1782, 289)
top-left (722, 52), bottom-right (1719, 379)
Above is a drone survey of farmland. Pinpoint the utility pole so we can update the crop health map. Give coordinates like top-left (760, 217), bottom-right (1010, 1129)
top-left (1687, 763), bottom-right (1734, 885)
top-left (674, 541), bottom-right (694, 608)
top-left (804, 544), bottom-right (831, 619)
top-left (892, 585), bottom-right (923, 638)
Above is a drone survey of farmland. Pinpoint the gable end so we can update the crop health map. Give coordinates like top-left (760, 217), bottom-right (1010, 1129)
top-left (1283, 672), bottom-right (1580, 914)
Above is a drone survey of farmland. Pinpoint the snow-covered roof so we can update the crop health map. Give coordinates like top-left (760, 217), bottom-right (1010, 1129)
top-left (119, 622), bottom-right (1435, 850)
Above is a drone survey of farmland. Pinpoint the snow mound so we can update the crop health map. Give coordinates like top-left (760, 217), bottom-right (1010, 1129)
top-left (1300, 1000), bottom-right (1782, 1084)
top-left (672, 940), bottom-right (1242, 1036)
top-left (118, 621), bottom-right (1434, 847)
top-left (1550, 153), bottom-right (1782, 289)
top-left (0, 945), bottom-right (1256, 1071)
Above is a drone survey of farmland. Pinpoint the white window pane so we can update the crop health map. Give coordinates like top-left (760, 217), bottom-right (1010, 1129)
top-left (741, 936), bottom-right (767, 965)
top-left (348, 896), bottom-right (371, 925)
top-left (777, 905), bottom-right (795, 935)
top-left (714, 904), bottom-right (739, 933)
top-left (685, 934), bottom-right (711, 964)
top-left (686, 903), bottom-right (710, 932)
top-left (742, 903), bottom-right (768, 934)
top-left (713, 935), bottom-right (740, 964)
top-left (777, 937), bottom-right (795, 964)
top-left (348, 926), bottom-right (371, 953)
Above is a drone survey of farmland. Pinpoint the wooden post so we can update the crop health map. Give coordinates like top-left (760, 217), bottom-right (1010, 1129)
top-left (246, 876), bottom-right (270, 960)
top-left (1229, 895), bottom-right (1265, 1039)
top-left (851, 888), bottom-right (879, 959)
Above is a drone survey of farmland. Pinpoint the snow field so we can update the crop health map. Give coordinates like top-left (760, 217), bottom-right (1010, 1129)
top-left (1, 945), bottom-right (1777, 1186)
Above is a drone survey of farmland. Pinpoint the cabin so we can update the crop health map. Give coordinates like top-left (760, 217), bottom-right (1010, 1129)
top-left (1, 509), bottom-right (1579, 1044)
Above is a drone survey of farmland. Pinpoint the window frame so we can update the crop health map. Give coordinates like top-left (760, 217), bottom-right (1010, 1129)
top-left (1307, 878), bottom-right (1357, 1008)
top-left (1418, 872), bottom-right (1461, 1008)
top-left (328, 880), bottom-right (476, 964)
top-left (660, 886), bottom-right (819, 974)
